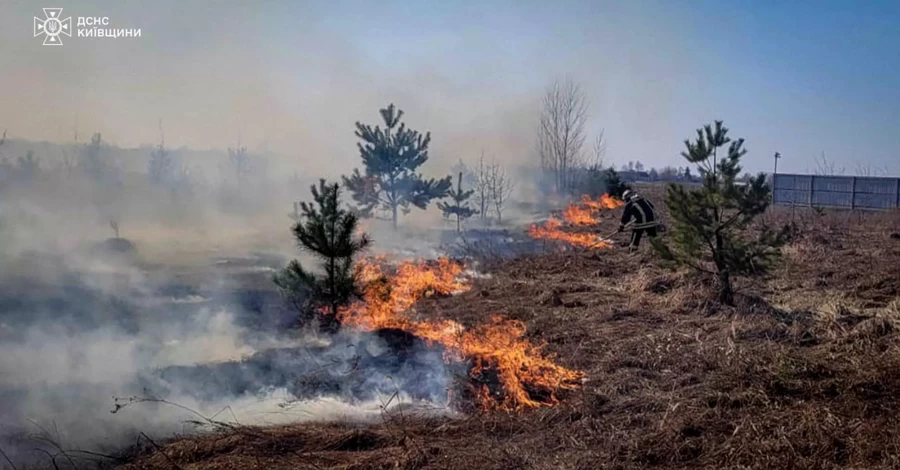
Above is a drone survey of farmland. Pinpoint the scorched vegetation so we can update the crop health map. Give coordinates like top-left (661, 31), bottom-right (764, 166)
top-left (120, 197), bottom-right (900, 469)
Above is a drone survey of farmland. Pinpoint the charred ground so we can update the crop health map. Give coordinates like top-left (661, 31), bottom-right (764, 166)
top-left (116, 189), bottom-right (900, 470)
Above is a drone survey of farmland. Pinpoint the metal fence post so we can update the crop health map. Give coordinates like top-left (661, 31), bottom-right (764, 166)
top-left (850, 177), bottom-right (857, 210)
top-left (895, 177), bottom-right (899, 209)
top-left (808, 175), bottom-right (815, 207)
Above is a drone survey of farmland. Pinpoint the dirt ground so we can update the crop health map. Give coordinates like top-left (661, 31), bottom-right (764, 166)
top-left (117, 191), bottom-right (900, 470)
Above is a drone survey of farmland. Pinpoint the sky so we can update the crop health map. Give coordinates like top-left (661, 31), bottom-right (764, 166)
top-left (0, 0), bottom-right (898, 177)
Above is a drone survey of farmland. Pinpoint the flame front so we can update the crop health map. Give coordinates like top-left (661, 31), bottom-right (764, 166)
top-left (582, 193), bottom-right (624, 210)
top-left (528, 217), bottom-right (609, 248)
top-left (529, 193), bottom-right (622, 248)
top-left (338, 257), bottom-right (584, 411)
top-left (562, 204), bottom-right (599, 225)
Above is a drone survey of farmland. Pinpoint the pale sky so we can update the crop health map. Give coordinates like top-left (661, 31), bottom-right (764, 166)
top-left (1, 0), bottom-right (898, 177)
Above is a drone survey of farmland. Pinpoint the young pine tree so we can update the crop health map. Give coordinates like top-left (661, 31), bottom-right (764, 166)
top-left (342, 104), bottom-right (452, 230)
top-left (274, 179), bottom-right (371, 331)
top-left (437, 172), bottom-right (478, 232)
top-left (652, 121), bottom-right (789, 305)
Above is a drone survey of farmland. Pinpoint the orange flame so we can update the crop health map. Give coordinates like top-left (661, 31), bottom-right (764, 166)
top-left (562, 204), bottom-right (599, 226)
top-left (559, 193), bottom-right (623, 226)
top-left (528, 217), bottom-right (611, 249)
top-left (338, 257), bottom-right (584, 411)
top-left (582, 193), bottom-right (624, 210)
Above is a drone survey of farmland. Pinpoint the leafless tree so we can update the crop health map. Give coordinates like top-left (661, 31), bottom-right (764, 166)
top-left (581, 129), bottom-right (606, 170)
top-left (565, 129), bottom-right (607, 196)
top-left (487, 159), bottom-right (515, 224)
top-left (854, 163), bottom-right (887, 177)
top-left (536, 78), bottom-right (588, 195)
top-left (56, 122), bottom-right (80, 176)
top-left (814, 152), bottom-right (845, 176)
top-left (228, 143), bottom-right (252, 182)
top-left (592, 130), bottom-right (606, 164)
top-left (472, 150), bottom-right (492, 220)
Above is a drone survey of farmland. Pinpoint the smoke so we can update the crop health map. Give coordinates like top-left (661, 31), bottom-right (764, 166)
top-left (0, 1), bottom-right (777, 466)
top-left (0, 181), bottom-right (459, 468)
top-left (0, 306), bottom-right (455, 461)
top-left (0, 0), bottom-right (731, 179)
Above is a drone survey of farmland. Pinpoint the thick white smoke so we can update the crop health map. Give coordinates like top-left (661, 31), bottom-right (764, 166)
top-left (0, 188), bottom-right (459, 468)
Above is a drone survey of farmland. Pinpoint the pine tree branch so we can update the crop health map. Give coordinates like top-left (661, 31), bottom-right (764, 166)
top-left (717, 209), bottom-right (746, 234)
top-left (679, 257), bottom-right (715, 275)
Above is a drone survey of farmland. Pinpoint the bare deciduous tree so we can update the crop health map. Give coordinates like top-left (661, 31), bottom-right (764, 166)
top-left (536, 78), bottom-right (588, 195)
top-left (814, 152), bottom-right (845, 176)
top-left (487, 159), bottom-right (515, 224)
top-left (473, 151), bottom-right (492, 220)
top-left (228, 143), bottom-right (252, 182)
top-left (854, 163), bottom-right (886, 177)
top-left (587, 129), bottom-right (606, 169)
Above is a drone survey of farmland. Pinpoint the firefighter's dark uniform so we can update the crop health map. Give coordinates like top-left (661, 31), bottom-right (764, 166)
top-left (619, 196), bottom-right (659, 251)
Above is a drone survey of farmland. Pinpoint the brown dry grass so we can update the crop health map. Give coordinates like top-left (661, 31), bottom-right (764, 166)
top-left (118, 189), bottom-right (900, 470)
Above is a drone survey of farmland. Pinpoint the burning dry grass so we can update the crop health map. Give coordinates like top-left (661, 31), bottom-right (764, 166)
top-left (582, 193), bottom-right (624, 211)
top-left (119, 197), bottom-right (900, 470)
top-left (561, 204), bottom-right (598, 226)
top-left (338, 256), bottom-right (584, 411)
top-left (527, 217), bottom-right (610, 249)
top-left (526, 193), bottom-right (623, 249)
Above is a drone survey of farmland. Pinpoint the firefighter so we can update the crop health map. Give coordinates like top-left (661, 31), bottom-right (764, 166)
top-left (617, 189), bottom-right (659, 252)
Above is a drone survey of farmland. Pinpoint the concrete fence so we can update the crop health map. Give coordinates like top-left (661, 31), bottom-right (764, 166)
top-left (773, 173), bottom-right (900, 210)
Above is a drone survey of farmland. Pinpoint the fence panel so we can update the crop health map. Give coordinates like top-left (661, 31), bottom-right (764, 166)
top-left (773, 173), bottom-right (900, 210)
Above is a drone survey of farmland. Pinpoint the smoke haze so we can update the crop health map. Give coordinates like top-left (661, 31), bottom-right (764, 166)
top-left (1, 0), bottom-right (899, 466)
top-left (4, 0), bottom-right (895, 174)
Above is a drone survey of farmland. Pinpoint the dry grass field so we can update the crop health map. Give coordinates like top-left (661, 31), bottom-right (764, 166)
top-left (117, 185), bottom-right (900, 470)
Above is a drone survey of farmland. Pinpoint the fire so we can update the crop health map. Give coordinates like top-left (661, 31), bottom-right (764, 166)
top-left (528, 217), bottom-right (611, 249)
top-left (529, 193), bottom-right (621, 248)
top-left (338, 257), bottom-right (584, 411)
top-left (562, 204), bottom-right (599, 226)
top-left (582, 193), bottom-right (624, 210)
top-left (559, 193), bottom-right (623, 226)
